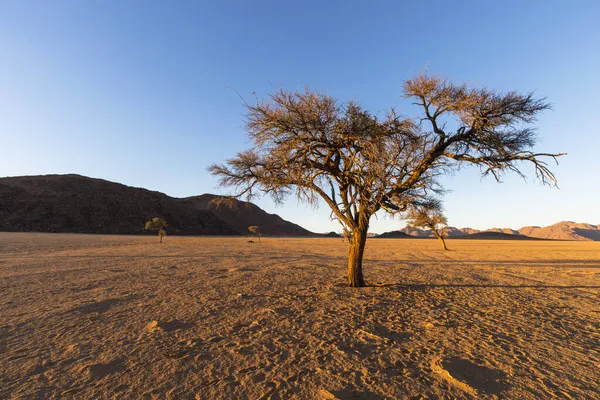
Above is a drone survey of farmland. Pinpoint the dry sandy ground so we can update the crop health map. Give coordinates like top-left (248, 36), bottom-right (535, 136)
top-left (0, 233), bottom-right (598, 399)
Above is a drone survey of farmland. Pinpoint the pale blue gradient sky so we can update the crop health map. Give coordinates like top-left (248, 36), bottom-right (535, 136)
top-left (1, 1), bottom-right (598, 233)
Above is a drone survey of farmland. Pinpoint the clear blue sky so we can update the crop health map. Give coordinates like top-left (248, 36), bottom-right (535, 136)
top-left (1, 1), bottom-right (598, 233)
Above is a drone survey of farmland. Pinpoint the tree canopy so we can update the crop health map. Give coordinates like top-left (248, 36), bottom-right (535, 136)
top-left (210, 74), bottom-right (564, 287)
top-left (405, 200), bottom-right (449, 250)
top-left (248, 225), bottom-right (261, 242)
top-left (145, 217), bottom-right (167, 243)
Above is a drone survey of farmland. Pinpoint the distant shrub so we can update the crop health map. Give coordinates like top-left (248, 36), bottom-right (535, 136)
top-left (248, 225), bottom-right (261, 242)
top-left (145, 217), bottom-right (168, 243)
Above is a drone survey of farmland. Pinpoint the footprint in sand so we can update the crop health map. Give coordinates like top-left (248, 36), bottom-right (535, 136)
top-left (74, 358), bottom-right (125, 380)
top-left (72, 298), bottom-right (123, 314)
top-left (145, 320), bottom-right (194, 333)
top-left (430, 356), bottom-right (509, 396)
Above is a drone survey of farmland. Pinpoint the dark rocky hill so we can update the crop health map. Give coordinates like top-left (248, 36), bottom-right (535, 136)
top-left (324, 231), bottom-right (342, 238)
top-left (0, 174), bottom-right (313, 236)
top-left (375, 230), bottom-right (535, 240)
top-left (374, 231), bottom-right (412, 239)
top-left (453, 232), bottom-right (536, 240)
top-left (180, 194), bottom-right (314, 236)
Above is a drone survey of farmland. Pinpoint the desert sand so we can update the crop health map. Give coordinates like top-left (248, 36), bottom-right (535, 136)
top-left (0, 233), bottom-right (598, 399)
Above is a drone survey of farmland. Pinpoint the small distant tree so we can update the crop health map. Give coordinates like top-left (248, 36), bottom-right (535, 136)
top-left (209, 74), bottom-right (564, 287)
top-left (405, 200), bottom-right (449, 251)
top-left (145, 217), bottom-right (167, 243)
top-left (248, 225), bottom-right (261, 242)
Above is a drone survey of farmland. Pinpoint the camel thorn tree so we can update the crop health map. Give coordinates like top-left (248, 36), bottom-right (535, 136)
top-left (209, 74), bottom-right (565, 287)
top-left (145, 217), bottom-right (167, 243)
top-left (405, 200), bottom-right (449, 251)
top-left (248, 225), bottom-right (261, 242)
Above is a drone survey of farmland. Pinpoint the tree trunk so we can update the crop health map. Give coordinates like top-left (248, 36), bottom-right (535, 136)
top-left (433, 231), bottom-right (448, 251)
top-left (347, 225), bottom-right (368, 287)
top-left (159, 234), bottom-right (163, 244)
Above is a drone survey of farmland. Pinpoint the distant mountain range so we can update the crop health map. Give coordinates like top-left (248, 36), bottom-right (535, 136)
top-left (378, 221), bottom-right (600, 241)
top-left (0, 174), bottom-right (314, 236)
top-left (1, 174), bottom-right (597, 241)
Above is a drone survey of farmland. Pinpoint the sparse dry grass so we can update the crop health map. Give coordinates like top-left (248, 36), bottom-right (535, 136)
top-left (0, 233), bottom-right (598, 399)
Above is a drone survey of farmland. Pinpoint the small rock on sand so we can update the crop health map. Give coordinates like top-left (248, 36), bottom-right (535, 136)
top-left (146, 320), bottom-right (161, 332)
top-left (317, 389), bottom-right (339, 399)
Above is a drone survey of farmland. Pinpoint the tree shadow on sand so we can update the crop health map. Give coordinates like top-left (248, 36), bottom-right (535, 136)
top-left (375, 283), bottom-right (600, 290)
top-left (68, 294), bottom-right (140, 315)
top-left (70, 298), bottom-right (125, 314)
top-left (331, 389), bottom-right (381, 400)
top-left (146, 319), bottom-right (195, 333)
top-left (438, 356), bottom-right (510, 395)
